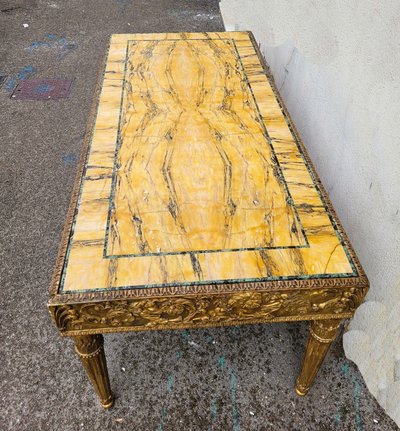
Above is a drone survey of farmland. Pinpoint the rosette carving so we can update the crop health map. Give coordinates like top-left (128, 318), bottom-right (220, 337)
top-left (53, 287), bottom-right (364, 334)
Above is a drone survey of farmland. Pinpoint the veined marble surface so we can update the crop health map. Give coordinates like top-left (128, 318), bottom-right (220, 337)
top-left (60, 32), bottom-right (356, 293)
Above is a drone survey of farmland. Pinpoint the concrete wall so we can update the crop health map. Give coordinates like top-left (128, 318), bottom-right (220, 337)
top-left (220, 0), bottom-right (400, 425)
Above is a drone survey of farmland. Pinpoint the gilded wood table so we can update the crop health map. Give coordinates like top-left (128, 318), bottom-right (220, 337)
top-left (48, 32), bottom-right (369, 408)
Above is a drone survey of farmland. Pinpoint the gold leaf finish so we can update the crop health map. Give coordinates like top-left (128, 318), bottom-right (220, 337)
top-left (296, 319), bottom-right (342, 396)
top-left (48, 32), bottom-right (370, 406)
top-left (54, 287), bottom-right (365, 335)
top-left (73, 335), bottom-right (114, 408)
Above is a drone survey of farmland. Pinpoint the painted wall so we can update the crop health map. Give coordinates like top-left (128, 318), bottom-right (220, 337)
top-left (220, 0), bottom-right (400, 424)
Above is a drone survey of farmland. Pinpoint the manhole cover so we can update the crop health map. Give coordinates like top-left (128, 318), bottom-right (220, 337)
top-left (10, 78), bottom-right (73, 100)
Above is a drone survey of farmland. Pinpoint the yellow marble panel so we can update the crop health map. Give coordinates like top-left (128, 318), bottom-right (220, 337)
top-left (59, 32), bottom-right (356, 293)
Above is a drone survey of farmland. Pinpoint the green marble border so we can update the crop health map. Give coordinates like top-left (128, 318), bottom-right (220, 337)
top-left (61, 270), bottom-right (357, 295)
top-left (103, 38), bottom-right (309, 258)
top-left (59, 35), bottom-right (358, 294)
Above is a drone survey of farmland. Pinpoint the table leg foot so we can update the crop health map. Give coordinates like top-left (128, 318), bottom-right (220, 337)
top-left (73, 334), bottom-right (114, 409)
top-left (295, 319), bottom-right (341, 396)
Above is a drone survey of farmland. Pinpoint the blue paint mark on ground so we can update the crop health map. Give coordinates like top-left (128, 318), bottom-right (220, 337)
top-left (217, 356), bottom-right (226, 368)
top-left (210, 399), bottom-right (217, 418)
top-left (156, 406), bottom-right (167, 431)
top-left (353, 379), bottom-right (364, 431)
top-left (35, 83), bottom-right (50, 95)
top-left (182, 329), bottom-right (190, 341)
top-left (27, 41), bottom-right (51, 52)
top-left (218, 356), bottom-right (241, 431)
top-left (26, 34), bottom-right (78, 59)
top-left (62, 154), bottom-right (77, 166)
top-left (155, 350), bottom-right (182, 431)
top-left (207, 399), bottom-right (218, 431)
top-left (18, 66), bottom-right (35, 79)
top-left (5, 77), bottom-right (16, 92)
top-left (167, 374), bottom-right (174, 393)
top-left (59, 43), bottom-right (78, 60)
top-left (334, 410), bottom-right (341, 428)
top-left (339, 362), bottom-right (364, 431)
top-left (230, 373), bottom-right (240, 431)
top-left (4, 66), bottom-right (36, 92)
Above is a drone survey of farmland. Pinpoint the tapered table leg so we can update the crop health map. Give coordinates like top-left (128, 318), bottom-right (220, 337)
top-left (73, 334), bottom-right (114, 408)
top-left (295, 319), bottom-right (342, 396)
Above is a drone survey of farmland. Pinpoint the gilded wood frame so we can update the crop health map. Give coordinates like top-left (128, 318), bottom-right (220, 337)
top-left (47, 32), bottom-right (369, 407)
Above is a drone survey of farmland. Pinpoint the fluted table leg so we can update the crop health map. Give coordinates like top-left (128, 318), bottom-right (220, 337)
top-left (73, 334), bottom-right (114, 408)
top-left (295, 319), bottom-right (342, 396)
